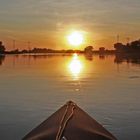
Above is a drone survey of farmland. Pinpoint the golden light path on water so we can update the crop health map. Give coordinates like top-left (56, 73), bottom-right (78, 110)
top-left (68, 53), bottom-right (83, 80)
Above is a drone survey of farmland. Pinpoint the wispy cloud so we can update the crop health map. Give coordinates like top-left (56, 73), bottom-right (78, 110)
top-left (0, 0), bottom-right (140, 49)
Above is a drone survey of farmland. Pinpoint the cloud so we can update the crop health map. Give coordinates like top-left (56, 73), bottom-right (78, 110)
top-left (0, 0), bottom-right (140, 49)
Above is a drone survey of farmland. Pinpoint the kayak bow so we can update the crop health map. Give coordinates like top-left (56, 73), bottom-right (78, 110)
top-left (23, 101), bottom-right (117, 140)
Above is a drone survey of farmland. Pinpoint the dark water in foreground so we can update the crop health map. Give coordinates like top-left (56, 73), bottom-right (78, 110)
top-left (0, 54), bottom-right (140, 140)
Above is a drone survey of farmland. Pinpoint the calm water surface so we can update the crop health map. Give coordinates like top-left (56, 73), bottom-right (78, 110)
top-left (0, 54), bottom-right (140, 140)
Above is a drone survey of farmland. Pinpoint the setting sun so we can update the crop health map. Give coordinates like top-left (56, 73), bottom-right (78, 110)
top-left (67, 31), bottom-right (84, 46)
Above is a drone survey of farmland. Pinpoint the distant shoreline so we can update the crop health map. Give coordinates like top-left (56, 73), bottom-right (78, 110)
top-left (2, 50), bottom-right (116, 55)
top-left (1, 51), bottom-right (140, 56)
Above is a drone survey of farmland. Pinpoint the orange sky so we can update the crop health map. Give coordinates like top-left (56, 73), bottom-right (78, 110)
top-left (0, 0), bottom-right (140, 50)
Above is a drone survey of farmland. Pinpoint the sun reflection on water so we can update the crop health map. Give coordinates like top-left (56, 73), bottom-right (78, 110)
top-left (68, 53), bottom-right (83, 80)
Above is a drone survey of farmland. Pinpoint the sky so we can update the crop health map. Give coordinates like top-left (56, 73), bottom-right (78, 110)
top-left (0, 0), bottom-right (140, 50)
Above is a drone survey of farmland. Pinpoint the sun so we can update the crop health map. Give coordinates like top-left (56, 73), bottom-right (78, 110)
top-left (67, 31), bottom-right (84, 46)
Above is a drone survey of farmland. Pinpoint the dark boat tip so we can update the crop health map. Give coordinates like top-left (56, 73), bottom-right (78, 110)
top-left (66, 100), bottom-right (76, 106)
top-left (22, 100), bottom-right (118, 140)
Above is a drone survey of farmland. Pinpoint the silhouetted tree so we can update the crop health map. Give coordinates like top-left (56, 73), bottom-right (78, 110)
top-left (0, 41), bottom-right (6, 53)
top-left (84, 46), bottom-right (93, 54)
top-left (114, 43), bottom-right (125, 52)
top-left (99, 47), bottom-right (105, 53)
top-left (21, 49), bottom-right (28, 53)
top-left (10, 49), bottom-right (19, 54)
top-left (131, 40), bottom-right (140, 50)
top-left (114, 40), bottom-right (140, 53)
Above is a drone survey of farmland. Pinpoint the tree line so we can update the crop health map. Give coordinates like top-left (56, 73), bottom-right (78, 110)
top-left (114, 39), bottom-right (140, 53)
top-left (1, 39), bottom-right (140, 54)
top-left (0, 41), bottom-right (5, 54)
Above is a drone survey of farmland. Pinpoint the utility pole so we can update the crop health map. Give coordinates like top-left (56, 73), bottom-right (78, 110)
top-left (28, 41), bottom-right (31, 52)
top-left (117, 35), bottom-right (120, 43)
top-left (126, 37), bottom-right (130, 44)
top-left (13, 40), bottom-right (15, 50)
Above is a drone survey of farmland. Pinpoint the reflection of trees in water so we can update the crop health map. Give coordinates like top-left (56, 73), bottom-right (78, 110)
top-left (31, 55), bottom-right (54, 60)
top-left (114, 54), bottom-right (140, 65)
top-left (99, 55), bottom-right (105, 60)
top-left (0, 55), bottom-right (5, 66)
top-left (21, 54), bottom-right (73, 60)
top-left (85, 54), bottom-right (110, 61)
top-left (84, 54), bottom-right (93, 61)
top-left (22, 54), bottom-right (52, 60)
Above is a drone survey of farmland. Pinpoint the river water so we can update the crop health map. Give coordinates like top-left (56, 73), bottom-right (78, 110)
top-left (0, 54), bottom-right (140, 140)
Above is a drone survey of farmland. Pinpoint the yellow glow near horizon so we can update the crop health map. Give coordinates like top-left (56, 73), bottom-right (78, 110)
top-left (68, 53), bottom-right (83, 79)
top-left (67, 31), bottom-right (84, 46)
